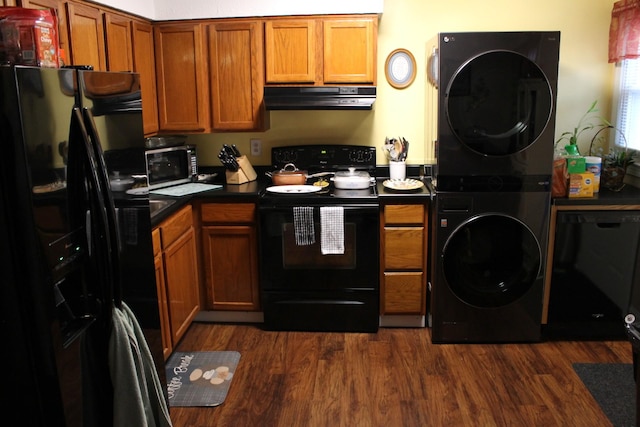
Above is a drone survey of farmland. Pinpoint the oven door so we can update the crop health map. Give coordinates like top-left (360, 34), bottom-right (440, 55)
top-left (259, 204), bottom-right (379, 332)
top-left (259, 204), bottom-right (378, 291)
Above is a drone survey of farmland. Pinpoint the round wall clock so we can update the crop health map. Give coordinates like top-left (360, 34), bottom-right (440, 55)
top-left (385, 48), bottom-right (417, 89)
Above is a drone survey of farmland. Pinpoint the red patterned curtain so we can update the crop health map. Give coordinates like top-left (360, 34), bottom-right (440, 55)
top-left (609, 0), bottom-right (640, 63)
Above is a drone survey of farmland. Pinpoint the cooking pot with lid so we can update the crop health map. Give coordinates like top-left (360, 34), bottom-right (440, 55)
top-left (267, 163), bottom-right (340, 186)
top-left (332, 168), bottom-right (372, 189)
top-left (267, 163), bottom-right (308, 185)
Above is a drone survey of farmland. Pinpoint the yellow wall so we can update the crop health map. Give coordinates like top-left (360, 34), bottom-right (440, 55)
top-left (189, 0), bottom-right (616, 167)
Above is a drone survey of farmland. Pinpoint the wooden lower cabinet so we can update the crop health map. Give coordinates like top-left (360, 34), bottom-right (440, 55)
top-left (380, 203), bottom-right (428, 315)
top-left (152, 228), bottom-right (172, 360)
top-left (164, 226), bottom-right (199, 343)
top-left (154, 204), bottom-right (200, 354)
top-left (201, 202), bottom-right (260, 311)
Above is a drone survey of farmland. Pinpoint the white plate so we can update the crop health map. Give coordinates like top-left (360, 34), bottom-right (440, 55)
top-left (266, 185), bottom-right (323, 194)
top-left (383, 178), bottom-right (424, 191)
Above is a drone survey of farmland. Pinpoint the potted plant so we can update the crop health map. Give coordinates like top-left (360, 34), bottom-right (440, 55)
top-left (600, 146), bottom-right (635, 191)
top-left (589, 124), bottom-right (635, 191)
top-left (555, 100), bottom-right (611, 156)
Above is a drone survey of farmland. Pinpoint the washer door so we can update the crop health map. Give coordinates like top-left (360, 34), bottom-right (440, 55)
top-left (442, 214), bottom-right (541, 308)
top-left (446, 51), bottom-right (552, 156)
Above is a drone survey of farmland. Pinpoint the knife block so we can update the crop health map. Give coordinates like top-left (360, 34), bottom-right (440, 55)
top-left (225, 155), bottom-right (257, 184)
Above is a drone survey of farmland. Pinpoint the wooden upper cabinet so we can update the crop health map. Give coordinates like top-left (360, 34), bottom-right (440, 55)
top-left (208, 20), bottom-right (268, 131)
top-left (264, 15), bottom-right (377, 86)
top-left (154, 22), bottom-right (210, 133)
top-left (323, 18), bottom-right (376, 84)
top-left (265, 19), bottom-right (317, 84)
top-left (132, 21), bottom-right (159, 135)
top-left (103, 12), bottom-right (133, 72)
top-left (66, 2), bottom-right (107, 70)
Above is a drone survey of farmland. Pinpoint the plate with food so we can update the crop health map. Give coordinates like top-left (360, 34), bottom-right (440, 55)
top-left (383, 178), bottom-right (424, 191)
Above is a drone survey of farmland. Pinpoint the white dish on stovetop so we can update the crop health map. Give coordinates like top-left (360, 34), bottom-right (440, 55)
top-left (266, 185), bottom-right (324, 194)
top-left (383, 178), bottom-right (424, 191)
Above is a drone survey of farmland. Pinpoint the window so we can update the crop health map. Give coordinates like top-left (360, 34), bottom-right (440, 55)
top-left (615, 59), bottom-right (640, 150)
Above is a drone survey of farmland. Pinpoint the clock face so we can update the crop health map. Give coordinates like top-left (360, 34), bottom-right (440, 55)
top-left (391, 55), bottom-right (411, 80)
top-left (385, 49), bottom-right (416, 89)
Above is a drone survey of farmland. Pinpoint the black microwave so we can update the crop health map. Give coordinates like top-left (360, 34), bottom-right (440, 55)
top-left (145, 145), bottom-right (197, 189)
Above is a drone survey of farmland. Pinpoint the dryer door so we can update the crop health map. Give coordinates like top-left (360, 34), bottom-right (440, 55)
top-left (442, 213), bottom-right (542, 308)
top-left (446, 51), bottom-right (552, 156)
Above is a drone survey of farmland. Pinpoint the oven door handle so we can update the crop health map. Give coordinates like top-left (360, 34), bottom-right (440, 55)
top-left (258, 205), bottom-right (379, 213)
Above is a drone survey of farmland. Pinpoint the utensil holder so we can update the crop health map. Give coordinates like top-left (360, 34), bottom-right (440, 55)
top-left (226, 155), bottom-right (257, 184)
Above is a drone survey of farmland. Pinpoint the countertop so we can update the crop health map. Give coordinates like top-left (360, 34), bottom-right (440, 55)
top-left (553, 183), bottom-right (640, 207)
top-left (149, 166), bottom-right (433, 226)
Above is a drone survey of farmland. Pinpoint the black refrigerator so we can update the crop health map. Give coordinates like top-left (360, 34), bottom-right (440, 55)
top-left (0, 65), bottom-right (167, 426)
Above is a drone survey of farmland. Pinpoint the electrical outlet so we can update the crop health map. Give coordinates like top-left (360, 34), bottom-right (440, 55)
top-left (250, 139), bottom-right (262, 156)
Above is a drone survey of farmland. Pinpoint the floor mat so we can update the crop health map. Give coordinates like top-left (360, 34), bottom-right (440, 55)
top-left (165, 351), bottom-right (241, 407)
top-left (573, 363), bottom-right (635, 427)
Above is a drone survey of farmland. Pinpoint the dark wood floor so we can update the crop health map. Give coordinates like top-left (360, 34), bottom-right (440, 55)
top-left (168, 322), bottom-right (632, 427)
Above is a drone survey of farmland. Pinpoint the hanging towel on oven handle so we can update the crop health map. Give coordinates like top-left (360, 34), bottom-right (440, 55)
top-left (293, 206), bottom-right (315, 246)
top-left (320, 206), bottom-right (344, 255)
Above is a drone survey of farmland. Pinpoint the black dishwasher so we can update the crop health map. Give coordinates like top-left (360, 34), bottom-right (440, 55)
top-left (545, 210), bottom-right (640, 340)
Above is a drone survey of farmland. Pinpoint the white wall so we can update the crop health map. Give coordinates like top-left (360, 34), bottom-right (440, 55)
top-left (90, 0), bottom-right (383, 20)
top-left (90, 0), bottom-right (156, 19)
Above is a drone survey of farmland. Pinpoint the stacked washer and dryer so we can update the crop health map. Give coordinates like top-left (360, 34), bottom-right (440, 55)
top-left (428, 32), bottom-right (561, 343)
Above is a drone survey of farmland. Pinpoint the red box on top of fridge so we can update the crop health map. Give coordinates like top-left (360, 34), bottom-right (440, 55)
top-left (0, 7), bottom-right (59, 68)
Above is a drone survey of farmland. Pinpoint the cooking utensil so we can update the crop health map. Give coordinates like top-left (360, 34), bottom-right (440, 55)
top-left (218, 150), bottom-right (239, 171)
top-left (267, 163), bottom-right (308, 185)
top-left (332, 167), bottom-right (372, 189)
top-left (382, 136), bottom-right (409, 162)
top-left (266, 164), bottom-right (336, 185)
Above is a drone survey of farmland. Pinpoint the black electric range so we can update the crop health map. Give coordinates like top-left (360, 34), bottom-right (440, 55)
top-left (258, 144), bottom-right (380, 332)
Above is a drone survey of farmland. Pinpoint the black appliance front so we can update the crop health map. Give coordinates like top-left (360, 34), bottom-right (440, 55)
top-left (623, 242), bottom-right (640, 427)
top-left (546, 211), bottom-right (640, 340)
top-left (434, 31), bottom-right (560, 189)
top-left (259, 204), bottom-right (379, 332)
top-left (0, 66), bottom-right (165, 425)
top-left (430, 191), bottom-right (549, 343)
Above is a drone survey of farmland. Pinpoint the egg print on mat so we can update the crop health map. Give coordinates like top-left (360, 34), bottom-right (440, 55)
top-left (189, 365), bottom-right (234, 386)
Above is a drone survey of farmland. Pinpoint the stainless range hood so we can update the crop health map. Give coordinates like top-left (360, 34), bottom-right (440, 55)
top-left (264, 86), bottom-right (376, 110)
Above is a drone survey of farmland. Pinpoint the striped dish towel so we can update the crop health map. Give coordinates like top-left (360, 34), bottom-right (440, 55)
top-left (320, 206), bottom-right (344, 255)
top-left (293, 206), bottom-right (315, 245)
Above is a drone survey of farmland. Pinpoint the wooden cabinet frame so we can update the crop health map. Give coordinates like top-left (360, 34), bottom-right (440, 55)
top-left (380, 203), bottom-right (429, 316)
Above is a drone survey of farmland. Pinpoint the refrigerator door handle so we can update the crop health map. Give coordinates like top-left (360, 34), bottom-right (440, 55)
top-left (69, 108), bottom-right (117, 313)
top-left (81, 107), bottom-right (123, 308)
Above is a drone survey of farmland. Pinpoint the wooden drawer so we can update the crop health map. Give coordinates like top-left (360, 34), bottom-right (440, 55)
top-left (384, 204), bottom-right (424, 225)
top-left (201, 203), bottom-right (255, 223)
top-left (152, 227), bottom-right (162, 256)
top-left (383, 272), bottom-right (425, 314)
top-left (384, 227), bottom-right (424, 269)
top-left (160, 204), bottom-right (193, 248)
